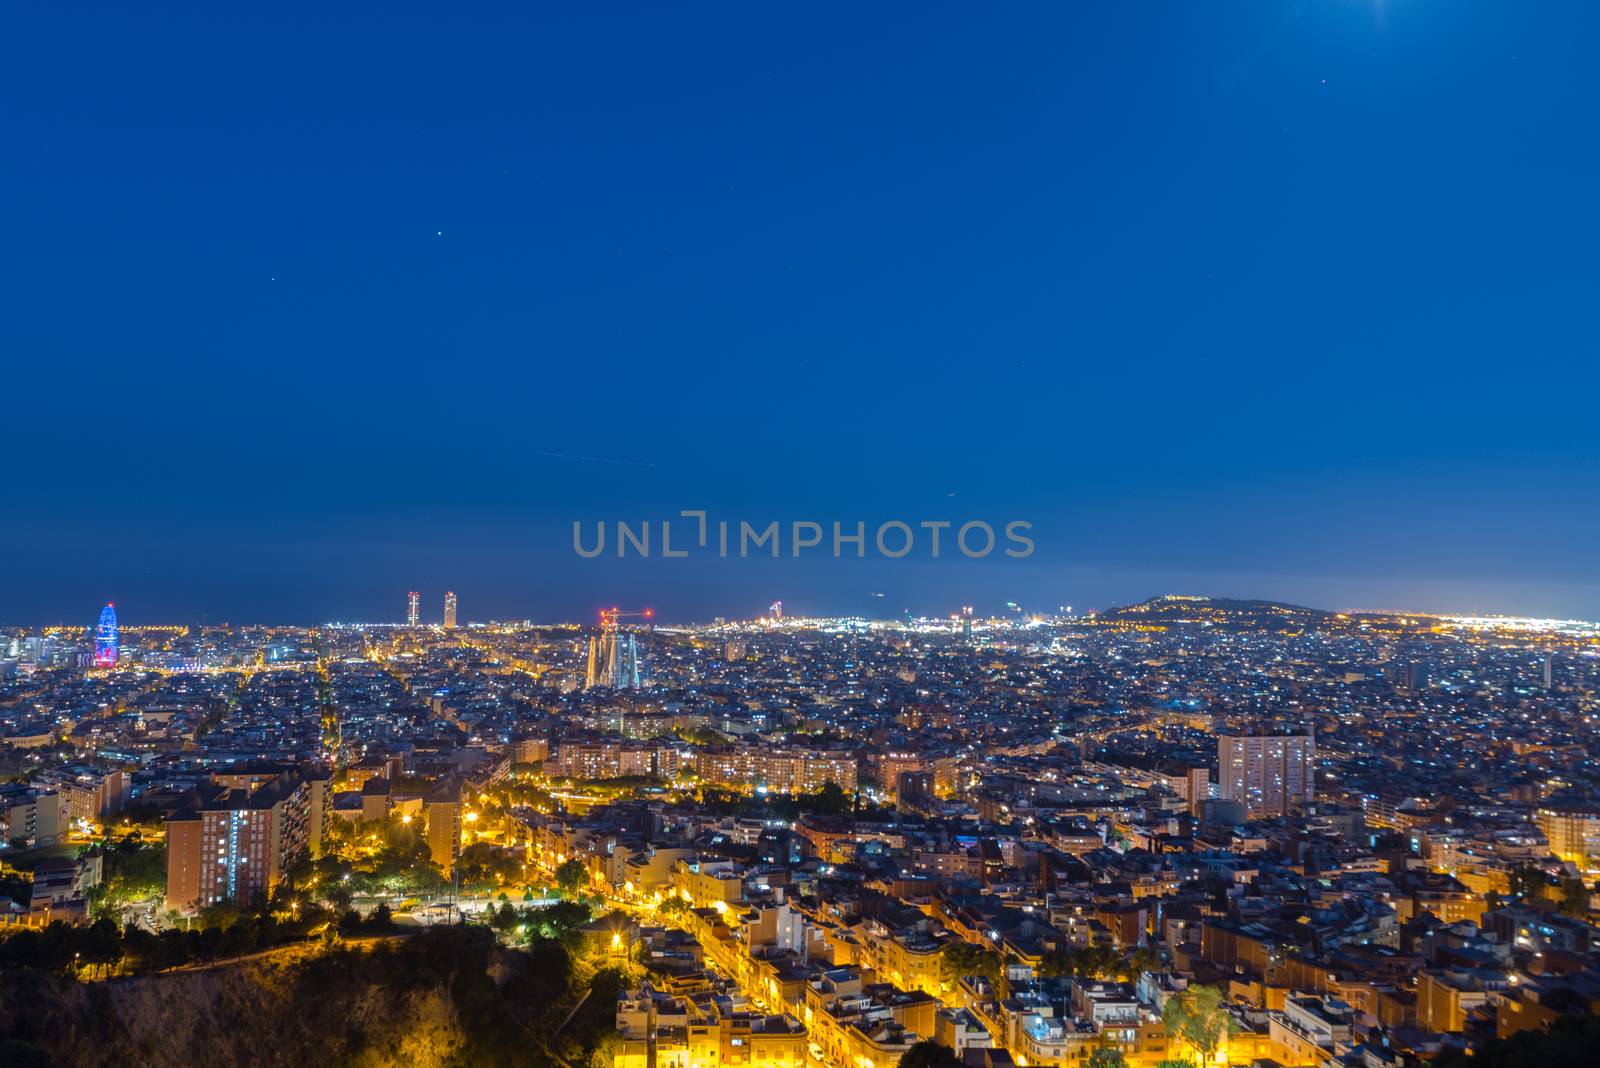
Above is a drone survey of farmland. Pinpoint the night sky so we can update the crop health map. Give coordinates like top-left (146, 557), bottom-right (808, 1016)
top-left (4, 2), bottom-right (1598, 625)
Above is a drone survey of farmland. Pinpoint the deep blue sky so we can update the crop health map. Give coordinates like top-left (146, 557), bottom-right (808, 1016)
top-left (4, 2), bottom-right (1598, 625)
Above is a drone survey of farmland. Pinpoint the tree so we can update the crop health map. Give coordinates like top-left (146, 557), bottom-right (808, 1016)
top-left (899, 1039), bottom-right (962, 1068)
top-left (0, 866), bottom-right (31, 906)
top-left (1431, 1011), bottom-right (1600, 1068)
top-left (1161, 985), bottom-right (1233, 1068)
top-left (523, 899), bottom-right (594, 942)
top-left (80, 918), bottom-right (123, 978)
top-left (457, 843), bottom-right (521, 892)
top-left (1088, 1048), bottom-right (1128, 1068)
top-left (1040, 945), bottom-right (1120, 980)
top-left (0, 1040), bottom-right (53, 1068)
top-left (88, 834), bottom-right (166, 921)
top-left (196, 900), bottom-right (243, 930)
top-left (808, 781), bottom-right (851, 816)
top-left (1509, 864), bottom-right (1545, 902)
top-left (1127, 945), bottom-right (1162, 978)
top-left (353, 814), bottom-right (446, 896)
top-left (325, 882), bottom-right (354, 915)
top-left (940, 942), bottom-right (1001, 987)
top-left (1558, 877), bottom-right (1590, 917)
top-left (555, 858), bottom-right (588, 900)
top-left (490, 902), bottom-right (519, 933)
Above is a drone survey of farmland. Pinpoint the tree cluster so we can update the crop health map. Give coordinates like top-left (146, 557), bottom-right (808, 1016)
top-left (0, 904), bottom-right (328, 979)
top-left (486, 898), bottom-right (595, 944)
top-left (1431, 1012), bottom-right (1600, 1068)
top-left (1039, 944), bottom-right (1161, 981)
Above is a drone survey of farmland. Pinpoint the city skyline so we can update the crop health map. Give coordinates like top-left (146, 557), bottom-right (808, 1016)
top-left (4, 599), bottom-right (1596, 1064)
top-left (14, 585), bottom-right (1600, 632)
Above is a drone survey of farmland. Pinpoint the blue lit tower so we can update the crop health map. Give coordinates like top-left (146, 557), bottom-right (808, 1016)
top-left (93, 602), bottom-right (119, 668)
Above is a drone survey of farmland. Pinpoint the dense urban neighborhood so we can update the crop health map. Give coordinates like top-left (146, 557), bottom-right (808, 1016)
top-left (1, 597), bottom-right (1597, 1067)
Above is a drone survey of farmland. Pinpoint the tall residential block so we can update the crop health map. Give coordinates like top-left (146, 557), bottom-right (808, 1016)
top-left (1217, 732), bottom-right (1315, 818)
top-left (165, 770), bottom-right (319, 912)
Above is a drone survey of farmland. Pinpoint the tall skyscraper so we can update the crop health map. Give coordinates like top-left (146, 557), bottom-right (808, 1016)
top-left (407, 591), bottom-right (420, 627)
top-left (92, 602), bottom-right (118, 669)
top-left (1217, 732), bottom-right (1315, 817)
top-left (443, 591), bottom-right (458, 629)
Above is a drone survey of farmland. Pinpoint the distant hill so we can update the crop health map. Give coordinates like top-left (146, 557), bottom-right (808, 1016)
top-left (1093, 595), bottom-right (1335, 630)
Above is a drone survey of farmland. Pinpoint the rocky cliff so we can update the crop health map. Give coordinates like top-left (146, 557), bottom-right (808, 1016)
top-left (0, 928), bottom-right (583, 1068)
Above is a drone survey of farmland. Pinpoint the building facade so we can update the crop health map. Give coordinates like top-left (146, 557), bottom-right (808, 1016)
top-left (1217, 733), bottom-right (1315, 817)
top-left (164, 773), bottom-right (316, 912)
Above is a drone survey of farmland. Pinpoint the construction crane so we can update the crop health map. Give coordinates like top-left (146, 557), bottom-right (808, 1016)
top-left (599, 607), bottom-right (654, 630)
top-left (587, 607), bottom-right (652, 691)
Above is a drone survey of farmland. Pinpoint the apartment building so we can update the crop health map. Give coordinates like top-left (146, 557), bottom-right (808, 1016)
top-left (1217, 733), bottom-right (1315, 817)
top-left (165, 771), bottom-right (317, 912)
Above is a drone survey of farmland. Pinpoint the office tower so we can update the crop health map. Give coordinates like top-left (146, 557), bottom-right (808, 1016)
top-left (444, 591), bottom-right (458, 629)
top-left (407, 591), bottom-right (420, 627)
top-left (1217, 732), bottom-right (1315, 817)
top-left (92, 602), bottom-right (118, 669)
top-left (1544, 652), bottom-right (1555, 690)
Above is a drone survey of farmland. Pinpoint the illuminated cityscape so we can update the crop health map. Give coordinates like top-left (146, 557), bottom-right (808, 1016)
top-left (2, 597), bottom-right (1599, 1066)
top-left (4, 3), bottom-right (1600, 1068)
